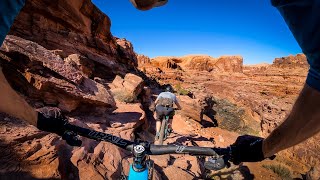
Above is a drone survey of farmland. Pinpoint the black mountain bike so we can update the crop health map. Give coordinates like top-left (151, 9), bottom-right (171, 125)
top-left (158, 114), bottom-right (170, 145)
top-left (156, 107), bottom-right (177, 145)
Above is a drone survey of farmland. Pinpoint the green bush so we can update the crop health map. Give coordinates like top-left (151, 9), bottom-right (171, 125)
top-left (174, 84), bottom-right (190, 95)
top-left (262, 164), bottom-right (292, 180)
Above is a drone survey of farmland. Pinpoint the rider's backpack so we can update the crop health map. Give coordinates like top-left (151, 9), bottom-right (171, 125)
top-left (158, 97), bottom-right (174, 107)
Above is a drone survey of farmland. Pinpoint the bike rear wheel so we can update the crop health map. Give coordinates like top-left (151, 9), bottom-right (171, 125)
top-left (158, 117), bottom-right (167, 145)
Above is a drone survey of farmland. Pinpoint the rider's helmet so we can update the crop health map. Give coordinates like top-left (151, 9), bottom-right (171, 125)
top-left (165, 86), bottom-right (173, 92)
top-left (130, 0), bottom-right (168, 11)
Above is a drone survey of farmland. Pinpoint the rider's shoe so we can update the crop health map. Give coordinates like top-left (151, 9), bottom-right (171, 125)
top-left (167, 123), bottom-right (174, 133)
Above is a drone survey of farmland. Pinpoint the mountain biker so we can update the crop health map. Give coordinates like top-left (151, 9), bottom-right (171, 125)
top-left (1, 0), bottom-right (320, 166)
top-left (153, 86), bottom-right (182, 140)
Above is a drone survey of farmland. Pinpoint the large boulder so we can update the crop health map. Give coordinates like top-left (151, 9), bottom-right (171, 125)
top-left (177, 95), bottom-right (216, 127)
top-left (0, 35), bottom-right (116, 113)
top-left (110, 73), bottom-right (144, 103)
top-left (1, 36), bottom-right (83, 84)
top-left (65, 54), bottom-right (95, 78)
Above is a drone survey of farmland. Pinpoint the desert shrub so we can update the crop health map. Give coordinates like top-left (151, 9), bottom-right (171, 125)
top-left (112, 90), bottom-right (136, 103)
top-left (174, 84), bottom-right (190, 95)
top-left (262, 164), bottom-right (292, 180)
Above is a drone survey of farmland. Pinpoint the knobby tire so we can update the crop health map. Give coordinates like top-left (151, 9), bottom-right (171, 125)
top-left (158, 117), bottom-right (167, 145)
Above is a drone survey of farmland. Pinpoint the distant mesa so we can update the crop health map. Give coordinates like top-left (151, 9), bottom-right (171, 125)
top-left (138, 53), bottom-right (308, 73)
top-left (138, 54), bottom-right (243, 73)
top-left (272, 53), bottom-right (308, 68)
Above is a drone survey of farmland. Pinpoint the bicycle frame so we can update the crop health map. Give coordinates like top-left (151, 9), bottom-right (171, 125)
top-left (157, 112), bottom-right (172, 145)
top-left (164, 115), bottom-right (170, 139)
top-left (128, 165), bottom-right (149, 180)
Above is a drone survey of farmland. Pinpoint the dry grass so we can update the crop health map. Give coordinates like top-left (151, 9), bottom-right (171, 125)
top-left (112, 90), bottom-right (136, 103)
top-left (174, 83), bottom-right (190, 95)
top-left (262, 164), bottom-right (292, 180)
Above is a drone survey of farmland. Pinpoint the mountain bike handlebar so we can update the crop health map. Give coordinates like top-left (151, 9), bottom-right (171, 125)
top-left (148, 145), bottom-right (230, 156)
top-left (63, 123), bottom-right (232, 172)
top-left (64, 123), bottom-right (134, 150)
top-left (64, 123), bottom-right (231, 157)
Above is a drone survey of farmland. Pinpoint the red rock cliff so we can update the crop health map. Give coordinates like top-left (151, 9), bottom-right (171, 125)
top-left (140, 55), bottom-right (243, 73)
top-left (10, 0), bottom-right (137, 75)
top-left (273, 54), bottom-right (308, 68)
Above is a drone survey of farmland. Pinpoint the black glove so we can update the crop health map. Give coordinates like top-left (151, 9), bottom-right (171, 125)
top-left (230, 135), bottom-right (275, 164)
top-left (37, 107), bottom-right (82, 146)
top-left (37, 107), bottom-right (68, 136)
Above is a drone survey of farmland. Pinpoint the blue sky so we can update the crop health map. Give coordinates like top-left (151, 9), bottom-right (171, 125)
top-left (92, 0), bottom-right (302, 65)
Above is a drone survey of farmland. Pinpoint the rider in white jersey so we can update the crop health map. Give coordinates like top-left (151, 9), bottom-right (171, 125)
top-left (154, 86), bottom-right (182, 139)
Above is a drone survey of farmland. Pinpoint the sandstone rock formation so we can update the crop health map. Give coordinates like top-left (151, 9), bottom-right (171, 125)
top-left (137, 54), bottom-right (151, 67)
top-left (10, 0), bottom-right (137, 78)
top-left (273, 53), bottom-right (308, 68)
top-left (1, 35), bottom-right (116, 113)
top-left (243, 63), bottom-right (270, 74)
top-left (138, 55), bottom-right (244, 73)
top-left (110, 73), bottom-right (145, 103)
top-left (115, 38), bottom-right (138, 67)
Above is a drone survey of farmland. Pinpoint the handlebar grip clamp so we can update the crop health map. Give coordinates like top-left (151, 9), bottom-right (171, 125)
top-left (62, 131), bottom-right (82, 147)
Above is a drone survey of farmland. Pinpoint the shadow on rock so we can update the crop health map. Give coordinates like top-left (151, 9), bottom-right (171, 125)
top-left (208, 165), bottom-right (255, 180)
top-left (54, 143), bottom-right (80, 180)
top-left (0, 172), bottom-right (60, 180)
top-left (239, 165), bottom-right (255, 180)
top-left (170, 135), bottom-right (215, 146)
top-left (200, 107), bottom-right (218, 128)
top-left (0, 141), bottom-right (47, 180)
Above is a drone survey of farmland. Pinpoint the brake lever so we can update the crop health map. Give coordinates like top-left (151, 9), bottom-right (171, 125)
top-left (204, 147), bottom-right (232, 171)
top-left (204, 157), bottom-right (226, 171)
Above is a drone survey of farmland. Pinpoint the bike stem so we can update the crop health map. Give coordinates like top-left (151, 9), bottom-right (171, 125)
top-left (132, 141), bottom-right (150, 172)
